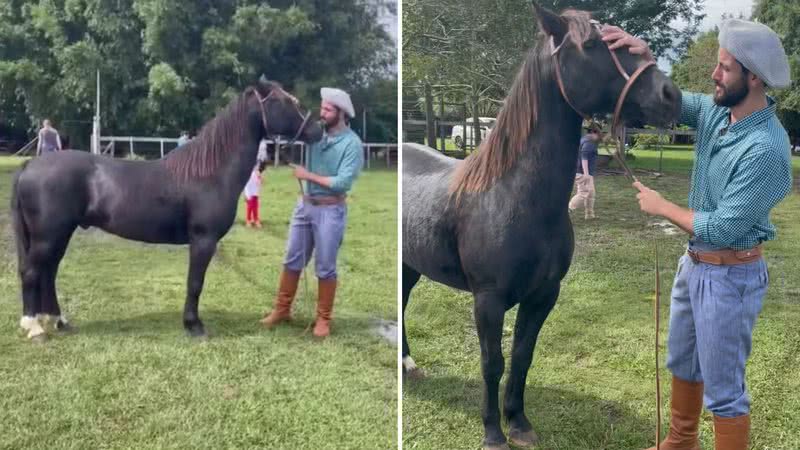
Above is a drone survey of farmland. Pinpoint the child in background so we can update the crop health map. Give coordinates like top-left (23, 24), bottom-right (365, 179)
top-left (244, 163), bottom-right (264, 228)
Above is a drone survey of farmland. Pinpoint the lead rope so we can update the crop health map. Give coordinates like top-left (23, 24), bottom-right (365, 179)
top-left (609, 132), bottom-right (662, 449)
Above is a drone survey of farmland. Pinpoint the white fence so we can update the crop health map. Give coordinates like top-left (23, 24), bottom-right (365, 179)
top-left (99, 136), bottom-right (397, 169)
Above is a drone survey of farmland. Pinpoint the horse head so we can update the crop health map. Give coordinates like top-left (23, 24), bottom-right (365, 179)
top-left (254, 77), bottom-right (324, 144)
top-left (532, 2), bottom-right (681, 128)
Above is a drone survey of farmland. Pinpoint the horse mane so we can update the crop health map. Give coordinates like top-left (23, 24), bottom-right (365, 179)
top-left (449, 10), bottom-right (593, 200)
top-left (163, 87), bottom-right (259, 181)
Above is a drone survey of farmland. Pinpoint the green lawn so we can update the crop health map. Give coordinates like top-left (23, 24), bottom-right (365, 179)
top-left (0, 156), bottom-right (398, 449)
top-left (403, 151), bottom-right (800, 449)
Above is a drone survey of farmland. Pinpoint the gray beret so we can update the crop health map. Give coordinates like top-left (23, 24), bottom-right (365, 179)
top-left (718, 19), bottom-right (791, 89)
top-left (320, 87), bottom-right (355, 118)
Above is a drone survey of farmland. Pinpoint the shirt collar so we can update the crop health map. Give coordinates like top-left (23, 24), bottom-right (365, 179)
top-left (727, 96), bottom-right (777, 134)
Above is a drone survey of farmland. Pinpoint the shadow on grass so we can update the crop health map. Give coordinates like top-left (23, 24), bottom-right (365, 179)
top-left (404, 375), bottom-right (654, 449)
top-left (74, 309), bottom-right (392, 343)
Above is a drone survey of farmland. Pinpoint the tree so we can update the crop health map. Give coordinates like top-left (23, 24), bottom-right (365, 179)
top-left (753, 0), bottom-right (800, 143)
top-left (403, 0), bottom-right (704, 145)
top-left (670, 29), bottom-right (718, 95)
top-left (0, 0), bottom-right (396, 148)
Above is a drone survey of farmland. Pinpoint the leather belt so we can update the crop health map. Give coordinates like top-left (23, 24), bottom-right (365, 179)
top-left (303, 195), bottom-right (346, 206)
top-left (687, 245), bottom-right (762, 265)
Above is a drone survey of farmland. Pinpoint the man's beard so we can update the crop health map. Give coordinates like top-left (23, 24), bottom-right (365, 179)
top-left (714, 76), bottom-right (749, 107)
top-left (322, 114), bottom-right (341, 129)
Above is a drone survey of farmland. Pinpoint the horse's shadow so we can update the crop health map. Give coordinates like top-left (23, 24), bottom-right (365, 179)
top-left (75, 309), bottom-right (267, 339)
top-left (404, 374), bottom-right (655, 449)
top-left (75, 309), bottom-right (396, 343)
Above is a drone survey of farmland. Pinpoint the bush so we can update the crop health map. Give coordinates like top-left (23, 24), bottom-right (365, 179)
top-left (632, 132), bottom-right (670, 150)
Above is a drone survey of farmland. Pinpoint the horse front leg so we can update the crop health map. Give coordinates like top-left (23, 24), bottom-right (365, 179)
top-left (474, 290), bottom-right (508, 450)
top-left (184, 237), bottom-right (218, 338)
top-left (503, 283), bottom-right (559, 448)
top-left (402, 263), bottom-right (422, 377)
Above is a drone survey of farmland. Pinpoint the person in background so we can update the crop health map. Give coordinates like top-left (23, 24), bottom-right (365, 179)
top-left (37, 119), bottom-right (62, 155)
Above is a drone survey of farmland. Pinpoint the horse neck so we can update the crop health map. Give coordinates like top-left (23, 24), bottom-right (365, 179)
top-left (216, 115), bottom-right (262, 195)
top-left (510, 74), bottom-right (584, 205)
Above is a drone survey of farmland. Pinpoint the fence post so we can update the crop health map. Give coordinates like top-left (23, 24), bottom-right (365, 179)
top-left (129, 137), bottom-right (134, 158)
top-left (424, 83), bottom-right (436, 150)
top-left (160, 140), bottom-right (164, 158)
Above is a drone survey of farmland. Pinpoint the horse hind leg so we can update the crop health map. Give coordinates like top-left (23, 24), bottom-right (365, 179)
top-left (38, 230), bottom-right (76, 332)
top-left (18, 240), bottom-right (54, 342)
top-left (402, 263), bottom-right (422, 377)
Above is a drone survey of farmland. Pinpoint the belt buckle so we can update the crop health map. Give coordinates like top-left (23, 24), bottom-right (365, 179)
top-left (687, 249), bottom-right (699, 264)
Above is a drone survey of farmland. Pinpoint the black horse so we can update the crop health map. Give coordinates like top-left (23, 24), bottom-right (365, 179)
top-left (402, 4), bottom-right (681, 449)
top-left (11, 79), bottom-right (322, 341)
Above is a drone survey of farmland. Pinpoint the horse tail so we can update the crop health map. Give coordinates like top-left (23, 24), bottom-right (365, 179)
top-left (10, 160), bottom-right (31, 271)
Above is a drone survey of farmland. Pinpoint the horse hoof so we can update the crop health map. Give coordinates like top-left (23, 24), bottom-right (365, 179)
top-left (188, 329), bottom-right (209, 340)
top-left (55, 320), bottom-right (76, 333)
top-left (509, 428), bottom-right (539, 448)
top-left (404, 367), bottom-right (426, 380)
top-left (30, 333), bottom-right (48, 344)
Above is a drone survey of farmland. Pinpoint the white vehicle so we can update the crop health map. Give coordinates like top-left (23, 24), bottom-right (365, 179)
top-left (451, 117), bottom-right (496, 148)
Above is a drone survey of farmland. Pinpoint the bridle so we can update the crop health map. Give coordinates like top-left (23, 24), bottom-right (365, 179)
top-left (550, 22), bottom-right (656, 182)
top-left (252, 88), bottom-right (313, 147)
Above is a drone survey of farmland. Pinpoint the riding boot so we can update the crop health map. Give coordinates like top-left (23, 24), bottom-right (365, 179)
top-left (313, 278), bottom-right (337, 338)
top-left (260, 269), bottom-right (300, 327)
top-left (645, 376), bottom-right (704, 450)
top-left (713, 414), bottom-right (749, 450)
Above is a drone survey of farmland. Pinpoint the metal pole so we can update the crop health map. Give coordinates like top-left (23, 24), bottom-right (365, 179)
top-left (129, 137), bottom-right (134, 158)
top-left (160, 140), bottom-right (164, 158)
top-left (92, 70), bottom-right (100, 154)
top-left (362, 109), bottom-right (367, 141)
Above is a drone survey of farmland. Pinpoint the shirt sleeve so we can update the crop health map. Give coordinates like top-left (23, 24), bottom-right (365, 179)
top-left (679, 91), bottom-right (710, 130)
top-left (693, 144), bottom-right (792, 247)
top-left (328, 138), bottom-right (364, 193)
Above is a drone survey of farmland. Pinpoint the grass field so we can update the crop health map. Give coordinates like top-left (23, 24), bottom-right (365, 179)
top-left (0, 156), bottom-right (398, 449)
top-left (402, 150), bottom-right (800, 449)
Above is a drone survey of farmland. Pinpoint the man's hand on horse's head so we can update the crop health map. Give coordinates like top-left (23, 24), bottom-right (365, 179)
top-left (601, 25), bottom-right (655, 62)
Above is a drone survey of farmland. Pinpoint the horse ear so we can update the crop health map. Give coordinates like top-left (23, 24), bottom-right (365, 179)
top-left (531, 1), bottom-right (567, 46)
top-left (256, 75), bottom-right (275, 95)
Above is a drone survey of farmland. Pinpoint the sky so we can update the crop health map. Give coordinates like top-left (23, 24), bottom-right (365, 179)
top-left (658, 0), bottom-right (755, 72)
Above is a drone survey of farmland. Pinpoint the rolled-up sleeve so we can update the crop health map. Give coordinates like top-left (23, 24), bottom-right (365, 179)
top-left (692, 145), bottom-right (792, 247)
top-left (328, 139), bottom-right (364, 193)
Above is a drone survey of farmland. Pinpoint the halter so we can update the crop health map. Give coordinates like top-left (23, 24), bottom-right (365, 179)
top-left (550, 22), bottom-right (656, 181)
top-left (252, 88), bottom-right (313, 147)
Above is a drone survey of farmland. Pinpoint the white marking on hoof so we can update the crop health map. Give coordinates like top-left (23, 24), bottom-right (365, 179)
top-left (20, 316), bottom-right (46, 339)
top-left (403, 356), bottom-right (418, 371)
top-left (37, 314), bottom-right (56, 327)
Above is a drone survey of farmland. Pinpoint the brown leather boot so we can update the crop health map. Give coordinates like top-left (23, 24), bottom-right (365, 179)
top-left (260, 269), bottom-right (300, 327)
top-left (646, 376), bottom-right (704, 450)
top-left (313, 278), bottom-right (337, 338)
top-left (713, 414), bottom-right (750, 450)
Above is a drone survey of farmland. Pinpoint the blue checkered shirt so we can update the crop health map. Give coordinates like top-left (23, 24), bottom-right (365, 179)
top-left (681, 92), bottom-right (793, 250)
